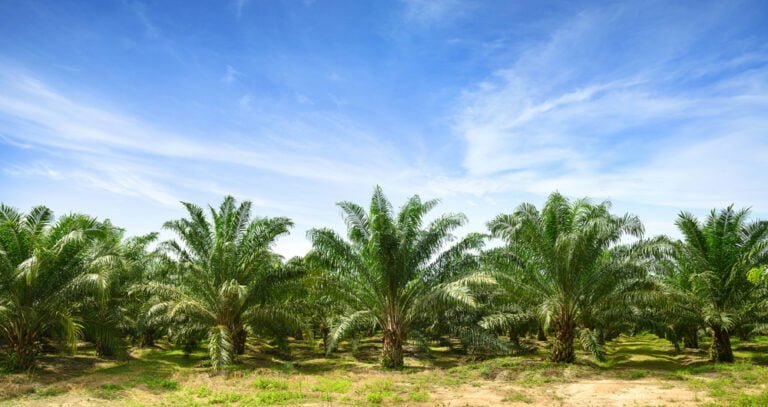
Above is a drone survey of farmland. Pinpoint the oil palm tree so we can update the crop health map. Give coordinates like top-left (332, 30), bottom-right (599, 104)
top-left (307, 186), bottom-right (492, 369)
top-left (136, 196), bottom-right (301, 369)
top-left (488, 192), bottom-right (657, 363)
top-left (666, 207), bottom-right (768, 362)
top-left (0, 204), bottom-right (114, 370)
top-left (77, 231), bottom-right (162, 357)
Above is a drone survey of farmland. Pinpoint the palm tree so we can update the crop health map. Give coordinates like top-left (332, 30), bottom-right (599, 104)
top-left (307, 186), bottom-right (491, 369)
top-left (666, 207), bottom-right (768, 362)
top-left (0, 205), bottom-right (114, 370)
top-left (136, 196), bottom-right (301, 369)
top-left (119, 232), bottom-right (167, 348)
top-left (488, 192), bottom-right (657, 363)
top-left (651, 251), bottom-right (707, 351)
top-left (77, 231), bottom-right (161, 357)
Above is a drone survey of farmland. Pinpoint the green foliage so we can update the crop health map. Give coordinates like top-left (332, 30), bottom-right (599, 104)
top-left (308, 186), bottom-right (492, 368)
top-left (1, 189), bottom-right (766, 384)
top-left (133, 196), bottom-right (302, 369)
top-left (661, 207), bottom-right (768, 362)
top-left (0, 204), bottom-right (117, 369)
top-left (488, 192), bottom-right (660, 362)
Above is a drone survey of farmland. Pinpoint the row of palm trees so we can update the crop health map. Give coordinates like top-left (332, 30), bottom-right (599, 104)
top-left (1, 188), bottom-right (766, 371)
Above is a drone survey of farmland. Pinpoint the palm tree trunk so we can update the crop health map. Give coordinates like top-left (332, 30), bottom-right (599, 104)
top-left (140, 328), bottom-right (156, 348)
top-left (672, 339), bottom-right (681, 354)
top-left (509, 328), bottom-right (521, 348)
top-left (537, 324), bottom-right (547, 341)
top-left (95, 338), bottom-right (114, 357)
top-left (737, 328), bottom-right (750, 342)
top-left (320, 322), bottom-right (330, 351)
top-left (551, 316), bottom-right (575, 363)
top-left (683, 330), bottom-right (698, 349)
top-left (381, 327), bottom-right (404, 369)
top-left (233, 325), bottom-right (247, 355)
top-left (182, 338), bottom-right (197, 357)
top-left (7, 328), bottom-right (37, 371)
top-left (710, 325), bottom-right (734, 362)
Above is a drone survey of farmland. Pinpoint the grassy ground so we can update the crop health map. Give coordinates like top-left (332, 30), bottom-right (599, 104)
top-left (1, 334), bottom-right (768, 406)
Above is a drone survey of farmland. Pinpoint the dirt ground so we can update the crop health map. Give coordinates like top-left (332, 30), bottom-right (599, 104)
top-left (3, 334), bottom-right (767, 406)
top-left (399, 379), bottom-right (708, 406)
top-left (4, 378), bottom-right (710, 406)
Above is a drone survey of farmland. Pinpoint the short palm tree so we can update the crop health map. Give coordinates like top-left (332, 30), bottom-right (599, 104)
top-left (488, 192), bottom-right (656, 363)
top-left (307, 186), bottom-right (491, 369)
top-left (666, 207), bottom-right (768, 362)
top-left (77, 231), bottom-right (161, 357)
top-left (136, 196), bottom-right (300, 369)
top-left (0, 205), bottom-right (113, 370)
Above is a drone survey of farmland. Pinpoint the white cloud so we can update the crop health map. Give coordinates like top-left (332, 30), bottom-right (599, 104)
top-left (4, 159), bottom-right (179, 207)
top-left (451, 4), bottom-right (768, 213)
top-left (0, 70), bottom-right (402, 185)
top-left (238, 93), bottom-right (252, 109)
top-left (233, 0), bottom-right (250, 19)
top-left (295, 93), bottom-right (314, 106)
top-left (2, 2), bottom-right (767, 258)
top-left (222, 65), bottom-right (240, 85)
top-left (0, 68), bottom-right (424, 260)
top-left (130, 1), bottom-right (161, 38)
top-left (401, 0), bottom-right (462, 25)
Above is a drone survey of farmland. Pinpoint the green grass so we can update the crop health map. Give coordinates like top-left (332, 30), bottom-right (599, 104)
top-left (141, 375), bottom-right (179, 390)
top-left (30, 387), bottom-right (66, 400)
top-left (311, 377), bottom-right (352, 393)
top-left (252, 377), bottom-right (289, 390)
top-left (207, 391), bottom-right (244, 404)
top-left (249, 390), bottom-right (304, 405)
top-left (503, 390), bottom-right (532, 403)
top-left (3, 335), bottom-right (768, 406)
top-left (408, 391), bottom-right (430, 402)
top-left (365, 391), bottom-right (386, 404)
top-left (94, 383), bottom-right (129, 399)
top-left (621, 369), bottom-right (649, 380)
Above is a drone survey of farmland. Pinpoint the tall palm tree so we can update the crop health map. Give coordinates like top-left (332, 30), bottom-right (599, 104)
top-left (136, 196), bottom-right (301, 369)
top-left (307, 186), bottom-right (491, 369)
top-left (666, 207), bottom-right (768, 362)
top-left (0, 204), bottom-right (114, 370)
top-left (488, 192), bottom-right (656, 363)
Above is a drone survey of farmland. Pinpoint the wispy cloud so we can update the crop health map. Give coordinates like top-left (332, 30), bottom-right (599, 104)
top-left (450, 3), bottom-right (768, 211)
top-left (1, 1), bottom-right (766, 257)
top-left (238, 93), bottom-right (252, 109)
top-left (4, 158), bottom-right (179, 207)
top-left (0, 69), bottom-right (403, 186)
top-left (222, 65), bottom-right (240, 85)
top-left (401, 0), bottom-right (463, 25)
top-left (130, 1), bottom-right (161, 38)
top-left (233, 0), bottom-right (250, 19)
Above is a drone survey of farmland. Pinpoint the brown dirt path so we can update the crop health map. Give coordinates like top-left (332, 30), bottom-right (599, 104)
top-left (430, 379), bottom-right (707, 406)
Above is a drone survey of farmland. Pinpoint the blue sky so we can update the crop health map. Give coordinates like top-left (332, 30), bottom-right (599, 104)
top-left (1, 0), bottom-right (767, 256)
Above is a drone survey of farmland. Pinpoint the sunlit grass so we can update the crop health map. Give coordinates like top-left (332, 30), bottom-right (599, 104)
top-left (2, 334), bottom-right (768, 406)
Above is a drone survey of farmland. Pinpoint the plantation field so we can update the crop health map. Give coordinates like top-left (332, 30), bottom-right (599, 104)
top-left (2, 334), bottom-right (768, 406)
